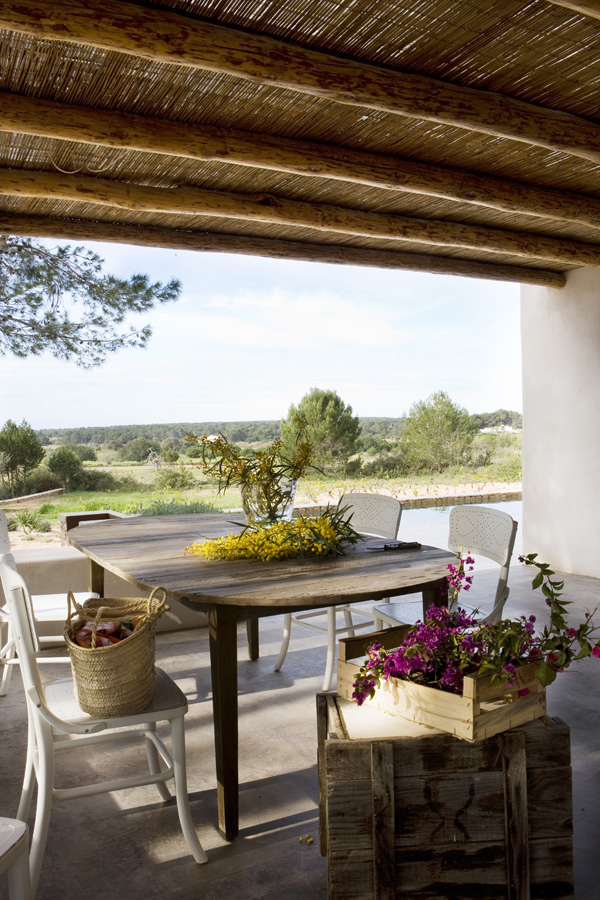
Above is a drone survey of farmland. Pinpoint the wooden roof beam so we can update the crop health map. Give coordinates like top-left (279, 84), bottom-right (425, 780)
top-left (2, 0), bottom-right (600, 164)
top-left (0, 213), bottom-right (567, 288)
top-left (1, 168), bottom-right (599, 266)
top-left (3, 91), bottom-right (600, 229)
top-left (546, 1), bottom-right (600, 20)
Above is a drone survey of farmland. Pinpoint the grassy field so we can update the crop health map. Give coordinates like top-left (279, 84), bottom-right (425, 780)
top-left (3, 461), bottom-right (521, 528)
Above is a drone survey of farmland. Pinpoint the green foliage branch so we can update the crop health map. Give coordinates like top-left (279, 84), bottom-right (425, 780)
top-left (0, 236), bottom-right (181, 367)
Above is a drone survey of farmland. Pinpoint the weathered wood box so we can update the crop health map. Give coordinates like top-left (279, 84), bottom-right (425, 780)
top-left (336, 626), bottom-right (547, 742)
top-left (317, 692), bottom-right (574, 900)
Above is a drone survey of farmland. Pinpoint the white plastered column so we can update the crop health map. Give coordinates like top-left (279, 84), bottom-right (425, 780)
top-left (521, 267), bottom-right (600, 577)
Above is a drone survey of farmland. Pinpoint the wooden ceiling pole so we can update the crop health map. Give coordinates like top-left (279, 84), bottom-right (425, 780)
top-left (2, 92), bottom-right (600, 229)
top-left (1, 168), bottom-right (599, 266)
top-left (0, 213), bottom-right (566, 288)
top-left (2, 0), bottom-right (600, 163)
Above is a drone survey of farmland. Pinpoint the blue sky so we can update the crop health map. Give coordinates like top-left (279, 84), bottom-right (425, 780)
top-left (0, 240), bottom-right (522, 429)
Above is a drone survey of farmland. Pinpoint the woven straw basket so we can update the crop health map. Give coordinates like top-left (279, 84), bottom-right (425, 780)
top-left (65, 588), bottom-right (168, 718)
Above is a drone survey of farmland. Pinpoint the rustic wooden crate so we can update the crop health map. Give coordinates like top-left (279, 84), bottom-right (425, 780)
top-left (317, 693), bottom-right (574, 900)
top-left (336, 626), bottom-right (547, 742)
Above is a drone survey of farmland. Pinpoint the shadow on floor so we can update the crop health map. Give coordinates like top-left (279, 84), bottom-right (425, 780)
top-left (1, 559), bottom-right (599, 899)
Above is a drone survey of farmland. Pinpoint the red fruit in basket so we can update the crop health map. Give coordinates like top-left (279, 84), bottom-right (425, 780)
top-left (95, 620), bottom-right (120, 636)
top-left (74, 629), bottom-right (120, 648)
top-left (74, 627), bottom-right (93, 647)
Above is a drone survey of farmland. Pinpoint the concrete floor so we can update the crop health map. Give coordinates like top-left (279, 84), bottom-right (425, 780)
top-left (1, 541), bottom-right (600, 898)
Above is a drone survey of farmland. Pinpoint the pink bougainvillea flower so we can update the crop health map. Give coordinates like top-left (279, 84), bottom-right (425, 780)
top-left (592, 646), bottom-right (600, 659)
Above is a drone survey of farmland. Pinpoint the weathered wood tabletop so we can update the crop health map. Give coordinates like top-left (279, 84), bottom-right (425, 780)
top-left (68, 513), bottom-right (455, 840)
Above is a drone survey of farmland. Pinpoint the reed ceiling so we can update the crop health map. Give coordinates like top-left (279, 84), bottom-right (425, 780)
top-left (1, 0), bottom-right (600, 285)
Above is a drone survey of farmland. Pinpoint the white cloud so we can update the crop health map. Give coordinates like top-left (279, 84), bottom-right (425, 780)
top-left (158, 287), bottom-right (408, 350)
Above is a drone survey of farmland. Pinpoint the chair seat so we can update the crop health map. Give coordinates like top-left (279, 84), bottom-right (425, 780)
top-left (0, 819), bottom-right (27, 861)
top-left (31, 592), bottom-right (97, 618)
top-left (371, 600), bottom-right (427, 626)
top-left (43, 667), bottom-right (188, 727)
top-left (372, 599), bottom-right (478, 628)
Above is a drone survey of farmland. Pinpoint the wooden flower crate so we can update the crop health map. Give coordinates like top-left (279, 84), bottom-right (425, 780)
top-left (336, 626), bottom-right (547, 742)
top-left (317, 692), bottom-right (574, 900)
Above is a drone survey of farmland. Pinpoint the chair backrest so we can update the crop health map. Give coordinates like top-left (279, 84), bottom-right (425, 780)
top-left (338, 493), bottom-right (402, 540)
top-left (0, 512), bottom-right (10, 554)
top-left (448, 505), bottom-right (518, 623)
top-left (0, 553), bottom-right (44, 697)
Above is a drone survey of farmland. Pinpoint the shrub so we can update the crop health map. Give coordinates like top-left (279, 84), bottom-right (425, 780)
top-left (161, 447), bottom-right (180, 463)
top-left (361, 453), bottom-right (408, 478)
top-left (117, 437), bottom-right (160, 462)
top-left (153, 466), bottom-right (196, 491)
top-left (75, 468), bottom-right (119, 491)
top-left (493, 454), bottom-right (522, 482)
top-left (11, 509), bottom-right (41, 533)
top-left (25, 467), bottom-right (63, 493)
top-left (72, 469), bottom-right (146, 492)
top-left (344, 458), bottom-right (362, 476)
top-left (37, 519), bottom-right (53, 533)
top-left (138, 497), bottom-right (216, 516)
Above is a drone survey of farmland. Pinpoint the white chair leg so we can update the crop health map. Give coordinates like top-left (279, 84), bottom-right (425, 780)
top-left (273, 613), bottom-right (292, 673)
top-left (342, 606), bottom-right (356, 638)
top-left (29, 734), bottom-right (55, 894)
top-left (6, 828), bottom-right (32, 900)
top-left (322, 607), bottom-right (337, 692)
top-left (0, 624), bottom-right (15, 697)
top-left (170, 716), bottom-right (207, 864)
top-left (17, 709), bottom-right (37, 822)
top-left (144, 724), bottom-right (171, 802)
top-left (372, 597), bottom-right (391, 632)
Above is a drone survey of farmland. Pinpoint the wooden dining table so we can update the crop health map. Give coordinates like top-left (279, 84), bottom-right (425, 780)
top-left (67, 512), bottom-right (455, 840)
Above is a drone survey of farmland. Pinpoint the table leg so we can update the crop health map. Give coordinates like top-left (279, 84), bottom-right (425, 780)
top-left (90, 560), bottom-right (105, 597)
top-left (208, 605), bottom-right (239, 840)
top-left (421, 577), bottom-right (449, 618)
top-left (246, 619), bottom-right (259, 660)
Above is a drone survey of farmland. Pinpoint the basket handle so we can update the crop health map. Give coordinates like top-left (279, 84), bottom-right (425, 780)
top-left (66, 591), bottom-right (106, 650)
top-left (67, 590), bottom-right (84, 624)
top-left (142, 586), bottom-right (169, 625)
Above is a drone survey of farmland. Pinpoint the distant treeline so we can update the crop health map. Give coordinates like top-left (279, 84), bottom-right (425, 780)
top-left (39, 410), bottom-right (521, 449)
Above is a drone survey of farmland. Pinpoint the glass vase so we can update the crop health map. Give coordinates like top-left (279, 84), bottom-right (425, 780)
top-left (241, 479), bottom-right (298, 524)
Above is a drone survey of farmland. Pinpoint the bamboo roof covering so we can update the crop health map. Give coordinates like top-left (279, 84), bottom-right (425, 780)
top-left (2, 0), bottom-right (600, 285)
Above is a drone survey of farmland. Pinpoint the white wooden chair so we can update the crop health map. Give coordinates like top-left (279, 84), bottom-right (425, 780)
top-left (0, 510), bottom-right (98, 696)
top-left (0, 552), bottom-right (207, 894)
top-left (372, 504), bottom-right (518, 629)
top-left (0, 818), bottom-right (32, 900)
top-left (274, 493), bottom-right (403, 691)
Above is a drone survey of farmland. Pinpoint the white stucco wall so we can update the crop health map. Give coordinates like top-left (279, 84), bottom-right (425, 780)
top-left (521, 267), bottom-right (600, 577)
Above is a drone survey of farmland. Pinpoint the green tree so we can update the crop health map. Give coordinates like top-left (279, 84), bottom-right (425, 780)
top-left (47, 446), bottom-right (83, 488)
top-left (0, 419), bottom-right (45, 496)
top-left (0, 236), bottom-right (181, 367)
top-left (403, 391), bottom-right (476, 473)
top-left (281, 388), bottom-right (361, 474)
top-left (117, 437), bottom-right (160, 462)
top-left (71, 444), bottom-right (97, 461)
top-left (161, 446), bottom-right (180, 464)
